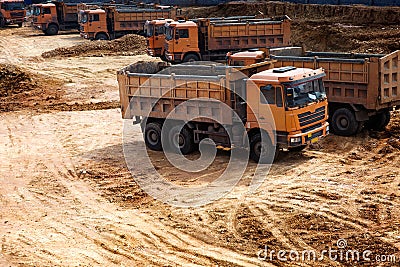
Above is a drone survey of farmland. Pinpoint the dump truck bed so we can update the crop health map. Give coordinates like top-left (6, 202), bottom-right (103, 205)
top-left (198, 16), bottom-right (291, 52)
top-left (272, 50), bottom-right (400, 110)
top-left (109, 7), bottom-right (178, 32)
top-left (117, 63), bottom-right (239, 124)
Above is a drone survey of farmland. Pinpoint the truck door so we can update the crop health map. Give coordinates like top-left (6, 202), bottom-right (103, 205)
top-left (259, 84), bottom-right (286, 135)
top-left (175, 28), bottom-right (190, 53)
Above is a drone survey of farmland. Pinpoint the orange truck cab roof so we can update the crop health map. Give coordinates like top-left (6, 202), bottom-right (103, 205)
top-left (150, 18), bottom-right (174, 25)
top-left (167, 20), bottom-right (196, 28)
top-left (85, 8), bottom-right (105, 14)
top-left (38, 3), bottom-right (55, 7)
top-left (250, 67), bottom-right (325, 84)
top-left (230, 51), bottom-right (266, 60)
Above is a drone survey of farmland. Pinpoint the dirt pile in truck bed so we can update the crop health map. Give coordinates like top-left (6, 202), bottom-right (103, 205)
top-left (41, 34), bottom-right (146, 58)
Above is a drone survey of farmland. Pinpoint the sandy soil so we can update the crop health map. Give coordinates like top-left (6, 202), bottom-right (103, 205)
top-left (1, 19), bottom-right (400, 266)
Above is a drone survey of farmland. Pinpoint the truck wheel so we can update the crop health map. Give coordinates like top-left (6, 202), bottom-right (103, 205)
top-left (365, 110), bottom-right (391, 131)
top-left (17, 22), bottom-right (23, 28)
top-left (249, 133), bottom-right (277, 164)
top-left (95, 33), bottom-right (108, 40)
top-left (144, 122), bottom-right (163, 151)
top-left (331, 108), bottom-right (359, 136)
top-left (45, 24), bottom-right (58, 35)
top-left (183, 54), bottom-right (200, 63)
top-left (0, 18), bottom-right (5, 28)
top-left (168, 125), bottom-right (194, 155)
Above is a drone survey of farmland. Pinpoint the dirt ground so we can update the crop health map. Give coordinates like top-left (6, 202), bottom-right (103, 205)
top-left (1, 5), bottom-right (400, 266)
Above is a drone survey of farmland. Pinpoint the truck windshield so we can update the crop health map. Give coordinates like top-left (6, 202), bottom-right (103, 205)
top-left (285, 78), bottom-right (326, 108)
top-left (4, 2), bottom-right (24, 11)
top-left (165, 26), bottom-right (174, 41)
top-left (80, 12), bottom-right (88, 23)
top-left (33, 6), bottom-right (40, 15)
top-left (144, 23), bottom-right (154, 37)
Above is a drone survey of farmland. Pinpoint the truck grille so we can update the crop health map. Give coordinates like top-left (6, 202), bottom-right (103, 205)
top-left (301, 122), bottom-right (322, 133)
top-left (11, 11), bottom-right (24, 18)
top-left (298, 106), bottom-right (325, 127)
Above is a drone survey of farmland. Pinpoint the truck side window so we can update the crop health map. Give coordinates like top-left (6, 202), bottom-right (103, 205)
top-left (177, 29), bottom-right (189, 38)
top-left (276, 86), bottom-right (283, 107)
top-left (43, 8), bottom-right (51, 14)
top-left (260, 85), bottom-right (275, 105)
top-left (92, 14), bottom-right (99, 22)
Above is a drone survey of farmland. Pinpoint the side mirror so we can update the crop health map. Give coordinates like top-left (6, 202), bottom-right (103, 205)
top-left (286, 88), bottom-right (294, 105)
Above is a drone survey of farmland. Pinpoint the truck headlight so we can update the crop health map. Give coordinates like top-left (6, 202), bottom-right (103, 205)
top-left (290, 137), bottom-right (302, 143)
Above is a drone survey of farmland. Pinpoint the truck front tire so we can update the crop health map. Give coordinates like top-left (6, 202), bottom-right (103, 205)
top-left (144, 122), bottom-right (163, 151)
top-left (95, 33), bottom-right (108, 40)
top-left (249, 133), bottom-right (276, 164)
top-left (183, 54), bottom-right (200, 63)
top-left (46, 24), bottom-right (58, 35)
top-left (331, 108), bottom-right (359, 136)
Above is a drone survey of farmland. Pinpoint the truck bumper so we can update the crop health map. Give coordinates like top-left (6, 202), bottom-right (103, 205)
top-left (147, 48), bottom-right (162, 57)
top-left (287, 122), bottom-right (329, 148)
top-left (33, 23), bottom-right (46, 31)
top-left (165, 51), bottom-right (182, 63)
top-left (6, 18), bottom-right (24, 25)
top-left (80, 32), bottom-right (94, 40)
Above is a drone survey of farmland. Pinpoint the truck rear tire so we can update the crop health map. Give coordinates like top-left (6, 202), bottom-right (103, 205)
top-left (331, 108), bottom-right (359, 136)
top-left (249, 133), bottom-right (277, 164)
top-left (168, 125), bottom-right (194, 155)
top-left (365, 110), bottom-right (391, 131)
top-left (144, 122), bottom-right (163, 151)
top-left (0, 18), bottom-right (5, 28)
top-left (95, 33), bottom-right (108, 40)
top-left (17, 22), bottom-right (23, 27)
top-left (183, 54), bottom-right (200, 63)
top-left (46, 24), bottom-right (58, 36)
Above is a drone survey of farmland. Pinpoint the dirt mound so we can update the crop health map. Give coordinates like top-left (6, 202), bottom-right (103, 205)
top-left (0, 64), bottom-right (37, 97)
top-left (185, 2), bottom-right (400, 25)
top-left (184, 2), bottom-right (400, 53)
top-left (42, 34), bottom-right (146, 58)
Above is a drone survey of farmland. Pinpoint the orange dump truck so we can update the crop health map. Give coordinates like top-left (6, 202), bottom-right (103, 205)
top-left (32, 1), bottom-right (79, 35)
top-left (270, 50), bottom-right (400, 136)
top-left (0, 0), bottom-right (25, 27)
top-left (117, 61), bottom-right (329, 162)
top-left (163, 16), bottom-right (291, 64)
top-left (80, 5), bottom-right (182, 40)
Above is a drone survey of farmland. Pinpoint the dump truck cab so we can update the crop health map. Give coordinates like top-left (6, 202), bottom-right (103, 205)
top-left (165, 20), bottom-right (199, 63)
top-left (248, 67), bottom-right (329, 150)
top-left (32, 3), bottom-right (57, 34)
top-left (0, 0), bottom-right (25, 27)
top-left (144, 18), bottom-right (173, 59)
top-left (79, 8), bottom-right (107, 40)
